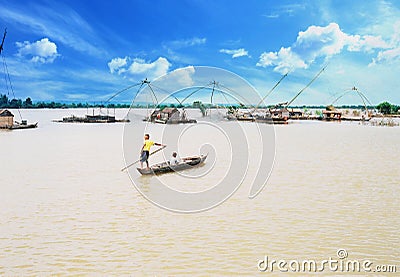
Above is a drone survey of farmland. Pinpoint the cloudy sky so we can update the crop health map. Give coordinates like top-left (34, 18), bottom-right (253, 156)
top-left (0, 0), bottom-right (399, 105)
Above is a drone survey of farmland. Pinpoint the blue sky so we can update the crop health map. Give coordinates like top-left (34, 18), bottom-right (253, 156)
top-left (0, 0), bottom-right (399, 105)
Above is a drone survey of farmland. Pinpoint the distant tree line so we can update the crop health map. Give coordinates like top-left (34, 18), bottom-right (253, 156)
top-left (0, 94), bottom-right (131, 109)
top-left (0, 94), bottom-right (399, 113)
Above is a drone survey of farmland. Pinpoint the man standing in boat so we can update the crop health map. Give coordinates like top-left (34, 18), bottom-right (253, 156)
top-left (140, 134), bottom-right (165, 169)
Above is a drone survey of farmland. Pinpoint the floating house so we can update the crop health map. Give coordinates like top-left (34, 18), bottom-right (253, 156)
top-left (322, 110), bottom-right (342, 121)
top-left (269, 108), bottom-right (290, 119)
top-left (146, 107), bottom-right (197, 124)
top-left (0, 109), bottom-right (38, 129)
top-left (268, 107), bottom-right (306, 119)
top-left (0, 109), bottom-right (14, 128)
top-left (226, 109), bottom-right (288, 124)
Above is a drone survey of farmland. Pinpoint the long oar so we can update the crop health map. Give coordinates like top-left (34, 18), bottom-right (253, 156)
top-left (121, 145), bottom-right (166, 171)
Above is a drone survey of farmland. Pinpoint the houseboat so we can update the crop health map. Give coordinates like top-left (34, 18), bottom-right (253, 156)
top-left (0, 109), bottom-right (38, 130)
top-left (322, 110), bottom-right (342, 121)
top-left (144, 107), bottom-right (197, 124)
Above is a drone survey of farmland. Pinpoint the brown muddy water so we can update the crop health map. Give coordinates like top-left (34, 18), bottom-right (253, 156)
top-left (0, 109), bottom-right (399, 275)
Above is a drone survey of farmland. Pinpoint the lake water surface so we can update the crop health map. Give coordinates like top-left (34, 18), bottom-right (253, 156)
top-left (0, 109), bottom-right (399, 275)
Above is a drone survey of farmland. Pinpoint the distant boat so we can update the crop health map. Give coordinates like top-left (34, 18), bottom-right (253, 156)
top-left (144, 107), bottom-right (197, 124)
top-left (235, 111), bottom-right (255, 122)
top-left (322, 110), bottom-right (342, 121)
top-left (225, 109), bottom-right (288, 124)
top-left (9, 120), bottom-right (38, 129)
top-left (54, 113), bottom-right (129, 123)
top-left (0, 109), bottom-right (37, 130)
top-left (322, 109), bottom-right (371, 122)
top-left (137, 154), bottom-right (207, 175)
top-left (255, 115), bottom-right (288, 124)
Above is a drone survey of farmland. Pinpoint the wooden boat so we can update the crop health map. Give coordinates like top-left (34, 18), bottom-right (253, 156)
top-left (225, 111), bottom-right (255, 122)
top-left (341, 116), bottom-right (371, 122)
top-left (9, 120), bottom-right (38, 130)
top-left (152, 118), bottom-right (197, 124)
top-left (137, 154), bottom-right (207, 175)
top-left (54, 114), bottom-right (130, 123)
top-left (226, 110), bottom-right (289, 124)
top-left (322, 110), bottom-right (342, 121)
top-left (144, 107), bottom-right (197, 124)
top-left (255, 117), bottom-right (288, 124)
top-left (0, 110), bottom-right (38, 130)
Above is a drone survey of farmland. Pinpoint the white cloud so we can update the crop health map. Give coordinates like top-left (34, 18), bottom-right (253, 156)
top-left (108, 57), bottom-right (128, 74)
top-left (16, 38), bottom-right (59, 63)
top-left (64, 93), bottom-right (89, 100)
top-left (296, 23), bottom-right (347, 57)
top-left (129, 57), bottom-right (170, 79)
top-left (390, 21), bottom-right (400, 46)
top-left (108, 56), bottom-right (171, 80)
top-left (161, 37), bottom-right (207, 64)
top-left (132, 66), bottom-right (196, 104)
top-left (263, 3), bottom-right (306, 19)
top-left (257, 22), bottom-right (397, 73)
top-left (166, 37), bottom-right (207, 49)
top-left (371, 47), bottom-right (400, 65)
top-left (0, 3), bottom-right (105, 57)
top-left (257, 47), bottom-right (307, 73)
top-left (158, 66), bottom-right (195, 87)
top-left (219, 48), bottom-right (249, 58)
top-left (347, 35), bottom-right (390, 52)
top-left (370, 20), bottom-right (400, 65)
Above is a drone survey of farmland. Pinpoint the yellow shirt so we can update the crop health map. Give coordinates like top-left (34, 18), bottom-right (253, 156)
top-left (143, 140), bottom-right (155, 151)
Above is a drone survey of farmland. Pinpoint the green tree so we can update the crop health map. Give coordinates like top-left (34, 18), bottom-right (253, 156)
top-left (377, 101), bottom-right (392, 114)
top-left (0, 94), bottom-right (9, 108)
top-left (23, 97), bottom-right (33, 108)
top-left (391, 104), bottom-right (399, 114)
top-left (9, 98), bottom-right (22, 108)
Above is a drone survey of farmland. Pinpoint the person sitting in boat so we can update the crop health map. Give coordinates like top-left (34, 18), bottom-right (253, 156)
top-left (169, 152), bottom-right (181, 165)
top-left (140, 134), bottom-right (165, 169)
top-left (181, 108), bottom-right (187, 120)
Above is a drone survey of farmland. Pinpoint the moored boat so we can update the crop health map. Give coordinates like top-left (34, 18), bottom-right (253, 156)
top-left (255, 116), bottom-right (288, 124)
top-left (54, 114), bottom-right (130, 123)
top-left (9, 120), bottom-right (38, 130)
top-left (144, 107), bottom-right (197, 124)
top-left (322, 109), bottom-right (342, 121)
top-left (137, 154), bottom-right (207, 175)
top-left (0, 110), bottom-right (38, 130)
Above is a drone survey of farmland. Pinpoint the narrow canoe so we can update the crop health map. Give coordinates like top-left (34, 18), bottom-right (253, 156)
top-left (137, 154), bottom-right (207, 175)
top-left (1, 122), bottom-right (38, 130)
top-left (255, 117), bottom-right (288, 124)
